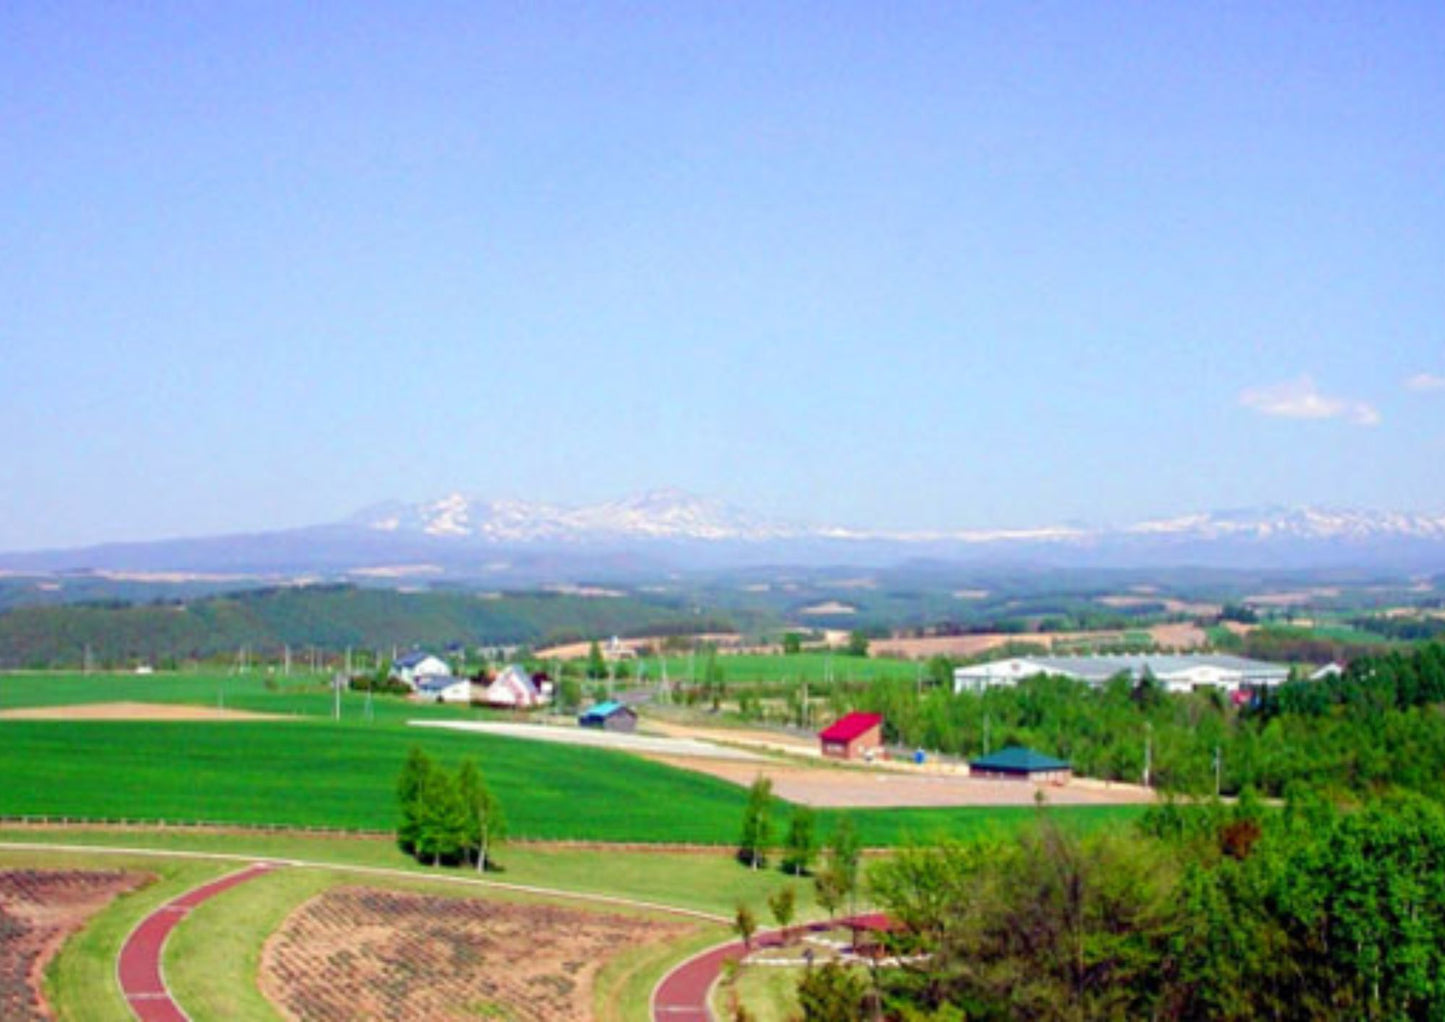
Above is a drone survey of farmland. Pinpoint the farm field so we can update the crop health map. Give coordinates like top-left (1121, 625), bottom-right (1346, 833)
top-left (0, 717), bottom-right (1145, 846)
top-left (0, 848), bottom-right (234, 1020)
top-left (0, 842), bottom-right (732, 1022)
top-left (0, 670), bottom-right (502, 726)
top-left (0, 867), bottom-right (149, 1021)
top-left (263, 885), bottom-right (694, 1020)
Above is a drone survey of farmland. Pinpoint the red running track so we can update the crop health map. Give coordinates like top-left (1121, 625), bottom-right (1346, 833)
top-left (653, 917), bottom-right (883, 1022)
top-left (117, 863), bottom-right (277, 1022)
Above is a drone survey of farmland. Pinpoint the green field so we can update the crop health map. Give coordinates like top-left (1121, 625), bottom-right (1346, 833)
top-left (0, 718), bottom-right (1140, 845)
top-left (624, 651), bottom-right (923, 686)
top-left (0, 669), bottom-right (501, 724)
top-left (0, 671), bottom-right (1143, 846)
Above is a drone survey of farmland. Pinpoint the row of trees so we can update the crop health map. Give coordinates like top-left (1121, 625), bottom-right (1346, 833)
top-left (736, 778), bottom-right (864, 924)
top-left (396, 748), bottom-right (506, 870)
top-left (828, 793), bottom-right (1445, 1020)
top-left (847, 642), bottom-right (1445, 801)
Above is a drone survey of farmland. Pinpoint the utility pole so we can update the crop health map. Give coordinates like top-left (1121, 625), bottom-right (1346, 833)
top-left (1213, 745), bottom-right (1222, 798)
top-left (983, 713), bottom-right (991, 755)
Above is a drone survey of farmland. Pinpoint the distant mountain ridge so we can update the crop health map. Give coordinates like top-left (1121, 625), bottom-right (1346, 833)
top-left (350, 488), bottom-right (805, 543)
top-left (3, 490), bottom-right (1445, 579)
top-left (350, 491), bottom-right (1445, 548)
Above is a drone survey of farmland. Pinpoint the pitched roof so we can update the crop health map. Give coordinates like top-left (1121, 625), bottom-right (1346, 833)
top-left (818, 712), bottom-right (884, 743)
top-left (395, 651), bottom-right (442, 669)
top-left (969, 745), bottom-right (1070, 772)
top-left (579, 700), bottom-right (632, 720)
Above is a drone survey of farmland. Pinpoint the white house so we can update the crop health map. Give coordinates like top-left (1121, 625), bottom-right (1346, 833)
top-left (414, 675), bottom-right (472, 703)
top-left (954, 653), bottom-right (1288, 695)
top-left (479, 664), bottom-right (549, 708)
top-left (392, 651), bottom-right (451, 689)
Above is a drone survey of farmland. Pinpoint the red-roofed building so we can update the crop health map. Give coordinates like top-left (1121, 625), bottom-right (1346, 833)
top-left (819, 712), bottom-right (885, 761)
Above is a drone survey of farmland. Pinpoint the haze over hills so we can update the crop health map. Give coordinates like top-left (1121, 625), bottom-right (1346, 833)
top-left (2, 490), bottom-right (1445, 582)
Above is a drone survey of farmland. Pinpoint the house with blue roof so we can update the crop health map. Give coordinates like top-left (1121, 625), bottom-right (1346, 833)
top-left (578, 701), bottom-right (637, 733)
top-left (391, 651), bottom-right (451, 690)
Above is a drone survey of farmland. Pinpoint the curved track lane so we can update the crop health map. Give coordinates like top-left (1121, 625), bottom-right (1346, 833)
top-left (651, 916), bottom-right (882, 1022)
top-left (117, 863), bottom-right (278, 1021)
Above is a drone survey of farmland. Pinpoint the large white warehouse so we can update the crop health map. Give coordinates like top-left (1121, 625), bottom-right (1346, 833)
top-left (953, 653), bottom-right (1288, 695)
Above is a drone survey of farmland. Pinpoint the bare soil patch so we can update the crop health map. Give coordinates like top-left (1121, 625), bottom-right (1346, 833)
top-left (874, 624), bottom-right (1212, 660)
top-left (535, 632), bottom-right (738, 660)
top-left (0, 701), bottom-right (285, 722)
top-left (261, 886), bottom-right (692, 1022)
top-left (641, 755), bottom-right (1155, 808)
top-left (0, 869), bottom-right (150, 1020)
top-left (1148, 622), bottom-right (1209, 648)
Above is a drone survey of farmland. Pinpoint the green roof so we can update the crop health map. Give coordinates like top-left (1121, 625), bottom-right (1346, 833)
top-left (969, 745), bottom-right (1070, 772)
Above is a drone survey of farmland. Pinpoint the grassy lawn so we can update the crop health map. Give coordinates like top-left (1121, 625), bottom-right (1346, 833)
top-left (0, 847), bottom-right (231, 1022)
top-left (0, 718), bottom-right (1146, 845)
top-left (596, 924), bottom-right (727, 1022)
top-left (0, 826), bottom-right (825, 920)
top-left (646, 652), bottom-right (919, 686)
top-left (166, 867), bottom-right (333, 1022)
top-left (714, 963), bottom-right (806, 1022)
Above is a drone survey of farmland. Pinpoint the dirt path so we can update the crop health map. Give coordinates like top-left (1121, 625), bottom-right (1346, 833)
top-left (117, 863), bottom-right (277, 1021)
top-left (0, 702), bottom-right (286, 722)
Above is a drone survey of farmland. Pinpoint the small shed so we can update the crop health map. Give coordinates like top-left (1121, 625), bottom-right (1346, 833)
top-left (578, 701), bottom-right (638, 733)
top-left (818, 712), bottom-right (885, 761)
top-left (969, 745), bottom-right (1072, 783)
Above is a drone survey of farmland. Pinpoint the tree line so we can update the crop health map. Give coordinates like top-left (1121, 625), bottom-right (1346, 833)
top-left (799, 791), bottom-right (1445, 1020)
top-left (851, 642), bottom-right (1445, 801)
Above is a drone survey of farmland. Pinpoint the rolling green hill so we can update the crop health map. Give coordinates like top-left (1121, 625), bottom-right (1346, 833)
top-left (0, 585), bottom-right (737, 668)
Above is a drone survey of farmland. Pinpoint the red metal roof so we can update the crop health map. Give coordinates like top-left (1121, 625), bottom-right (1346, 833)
top-left (818, 712), bottom-right (884, 743)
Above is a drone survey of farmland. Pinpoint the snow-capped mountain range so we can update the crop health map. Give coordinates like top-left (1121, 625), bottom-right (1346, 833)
top-left (4, 490), bottom-right (1445, 578)
top-left (352, 489), bottom-right (806, 543)
top-left (350, 490), bottom-right (1445, 548)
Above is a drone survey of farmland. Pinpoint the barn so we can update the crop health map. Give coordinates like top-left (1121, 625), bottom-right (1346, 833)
top-left (578, 701), bottom-right (638, 733)
top-left (968, 745), bottom-right (1072, 783)
top-left (818, 712), bottom-right (885, 761)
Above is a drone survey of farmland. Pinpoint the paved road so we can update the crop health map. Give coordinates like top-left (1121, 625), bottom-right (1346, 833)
top-left (117, 863), bottom-right (277, 1021)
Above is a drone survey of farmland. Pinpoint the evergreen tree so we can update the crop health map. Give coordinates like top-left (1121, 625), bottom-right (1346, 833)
top-left (396, 746), bottom-right (434, 855)
top-left (738, 776), bottom-right (774, 869)
top-left (415, 763), bottom-right (467, 866)
top-left (783, 805), bottom-right (818, 876)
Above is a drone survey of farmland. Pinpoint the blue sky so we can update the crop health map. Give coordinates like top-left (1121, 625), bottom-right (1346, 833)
top-left (2, 3), bottom-right (1442, 549)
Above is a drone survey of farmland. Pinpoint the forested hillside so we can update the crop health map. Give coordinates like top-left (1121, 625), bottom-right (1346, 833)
top-left (0, 585), bottom-right (737, 667)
